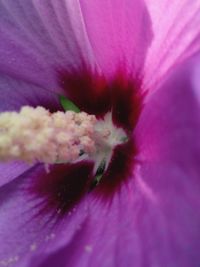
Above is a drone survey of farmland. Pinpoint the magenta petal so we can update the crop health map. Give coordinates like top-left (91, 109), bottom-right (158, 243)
top-left (126, 55), bottom-right (200, 266)
top-left (134, 163), bottom-right (200, 267)
top-left (136, 54), bottom-right (200, 164)
top-left (144, 1), bottom-right (200, 89)
top-left (89, 180), bottom-right (199, 267)
top-left (79, 0), bottom-right (152, 75)
top-left (0, 0), bottom-right (95, 90)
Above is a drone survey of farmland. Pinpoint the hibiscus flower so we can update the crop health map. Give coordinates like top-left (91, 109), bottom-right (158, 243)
top-left (0, 1), bottom-right (200, 267)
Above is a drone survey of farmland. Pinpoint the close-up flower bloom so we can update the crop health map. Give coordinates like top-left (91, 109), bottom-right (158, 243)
top-left (0, 1), bottom-right (200, 267)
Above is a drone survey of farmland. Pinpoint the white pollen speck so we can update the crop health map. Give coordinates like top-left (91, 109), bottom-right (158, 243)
top-left (0, 256), bottom-right (19, 266)
top-left (13, 256), bottom-right (19, 262)
top-left (76, 225), bottom-right (81, 230)
top-left (45, 233), bottom-right (55, 241)
top-left (30, 243), bottom-right (37, 251)
top-left (44, 163), bottom-right (50, 173)
top-left (57, 208), bottom-right (61, 214)
top-left (0, 261), bottom-right (7, 267)
top-left (50, 233), bottom-right (55, 239)
top-left (84, 245), bottom-right (93, 253)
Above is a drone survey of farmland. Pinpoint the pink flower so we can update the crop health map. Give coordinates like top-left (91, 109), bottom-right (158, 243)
top-left (0, 1), bottom-right (200, 267)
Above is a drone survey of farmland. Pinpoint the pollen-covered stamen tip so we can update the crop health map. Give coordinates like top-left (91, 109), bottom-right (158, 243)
top-left (0, 107), bottom-right (128, 179)
top-left (92, 112), bottom-right (128, 176)
top-left (0, 106), bottom-right (97, 164)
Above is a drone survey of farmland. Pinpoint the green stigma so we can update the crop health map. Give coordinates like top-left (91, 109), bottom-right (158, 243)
top-left (59, 95), bottom-right (80, 113)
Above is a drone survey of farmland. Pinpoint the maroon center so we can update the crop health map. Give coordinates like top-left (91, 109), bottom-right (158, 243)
top-left (31, 65), bottom-right (143, 217)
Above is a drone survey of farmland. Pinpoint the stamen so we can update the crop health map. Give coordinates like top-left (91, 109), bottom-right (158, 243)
top-left (0, 106), bottom-right (97, 164)
top-left (0, 107), bottom-right (128, 178)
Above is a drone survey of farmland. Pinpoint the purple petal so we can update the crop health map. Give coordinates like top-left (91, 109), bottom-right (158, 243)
top-left (0, 74), bottom-right (61, 112)
top-left (79, 0), bottom-right (152, 75)
top-left (0, 0), bottom-right (95, 91)
top-left (12, 184), bottom-right (144, 267)
top-left (25, 166), bottom-right (200, 267)
top-left (0, 161), bottom-right (30, 187)
top-left (0, 164), bottom-right (92, 266)
top-left (144, 1), bottom-right (200, 89)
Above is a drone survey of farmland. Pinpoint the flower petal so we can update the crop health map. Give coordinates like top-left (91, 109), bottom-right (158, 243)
top-left (23, 169), bottom-right (200, 267)
top-left (0, 161), bottom-right (30, 187)
top-left (79, 0), bottom-right (152, 75)
top-left (128, 54), bottom-right (200, 266)
top-left (134, 162), bottom-right (200, 267)
top-left (136, 54), bottom-right (200, 164)
top-left (0, 164), bottom-right (90, 266)
top-left (0, 0), bottom-right (95, 91)
top-left (0, 74), bottom-right (61, 113)
top-left (144, 0), bottom-right (200, 89)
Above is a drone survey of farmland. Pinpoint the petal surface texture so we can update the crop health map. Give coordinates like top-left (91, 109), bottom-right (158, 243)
top-left (135, 55), bottom-right (200, 267)
top-left (0, 161), bottom-right (30, 187)
top-left (79, 0), bottom-right (152, 75)
top-left (0, 0), bottom-right (95, 91)
top-left (144, 0), bottom-right (200, 90)
top-left (0, 164), bottom-right (93, 266)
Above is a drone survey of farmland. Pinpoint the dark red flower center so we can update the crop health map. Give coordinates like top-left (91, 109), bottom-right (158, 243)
top-left (31, 65), bottom-right (143, 218)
